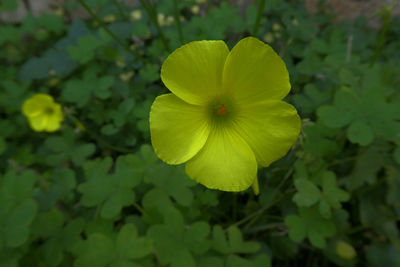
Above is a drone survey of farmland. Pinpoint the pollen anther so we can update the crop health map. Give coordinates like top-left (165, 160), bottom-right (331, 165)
top-left (213, 101), bottom-right (228, 116)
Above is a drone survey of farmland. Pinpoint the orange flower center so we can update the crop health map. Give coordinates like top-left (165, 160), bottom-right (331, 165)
top-left (212, 101), bottom-right (227, 116)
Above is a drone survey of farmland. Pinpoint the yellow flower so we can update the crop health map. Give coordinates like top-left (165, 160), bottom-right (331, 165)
top-left (103, 14), bottom-right (116, 23)
top-left (336, 241), bottom-right (356, 260)
top-left (130, 10), bottom-right (142, 21)
top-left (22, 94), bottom-right (63, 132)
top-left (150, 37), bottom-right (301, 192)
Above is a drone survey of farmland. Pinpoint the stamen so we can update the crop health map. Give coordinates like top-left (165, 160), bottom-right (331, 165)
top-left (213, 101), bottom-right (228, 116)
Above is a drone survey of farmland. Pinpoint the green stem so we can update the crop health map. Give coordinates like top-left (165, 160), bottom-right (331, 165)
top-left (68, 114), bottom-right (135, 153)
top-left (139, 0), bottom-right (171, 51)
top-left (77, 0), bottom-right (140, 59)
top-left (252, 0), bottom-right (266, 36)
top-left (370, 6), bottom-right (393, 66)
top-left (112, 0), bottom-right (127, 20)
top-left (173, 0), bottom-right (184, 44)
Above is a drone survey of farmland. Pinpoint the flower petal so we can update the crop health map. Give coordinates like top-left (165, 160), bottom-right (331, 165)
top-left (223, 37), bottom-right (290, 104)
top-left (45, 104), bottom-right (63, 132)
top-left (161, 40), bottom-right (229, 105)
top-left (22, 94), bottom-right (54, 117)
top-left (185, 125), bottom-right (257, 192)
top-left (233, 100), bottom-right (301, 167)
top-left (29, 115), bottom-right (48, 132)
top-left (150, 94), bottom-right (211, 165)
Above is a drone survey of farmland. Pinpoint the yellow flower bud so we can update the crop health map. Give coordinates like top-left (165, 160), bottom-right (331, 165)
top-left (103, 14), bottom-right (116, 23)
top-left (191, 5), bottom-right (200, 14)
top-left (336, 241), bottom-right (356, 260)
top-left (130, 10), bottom-right (142, 21)
top-left (119, 71), bottom-right (135, 82)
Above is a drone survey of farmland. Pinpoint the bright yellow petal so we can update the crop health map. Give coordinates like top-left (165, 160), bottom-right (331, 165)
top-left (233, 100), bottom-right (301, 167)
top-left (161, 40), bottom-right (229, 105)
top-left (185, 125), bottom-right (257, 192)
top-left (45, 104), bottom-right (63, 132)
top-left (29, 115), bottom-right (48, 132)
top-left (22, 94), bottom-right (53, 117)
top-left (223, 37), bottom-right (290, 104)
top-left (150, 94), bottom-right (211, 165)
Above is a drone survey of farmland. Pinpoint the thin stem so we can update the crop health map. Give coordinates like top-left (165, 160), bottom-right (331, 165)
top-left (112, 0), bottom-right (127, 20)
top-left (370, 5), bottom-right (393, 66)
top-left (139, 0), bottom-right (171, 51)
top-left (77, 0), bottom-right (140, 59)
top-left (252, 176), bottom-right (260, 195)
top-left (252, 0), bottom-right (266, 36)
top-left (173, 0), bottom-right (184, 44)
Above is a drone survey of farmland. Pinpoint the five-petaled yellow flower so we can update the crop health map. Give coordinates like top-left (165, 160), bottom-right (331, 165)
top-left (22, 94), bottom-right (63, 132)
top-left (150, 37), bottom-right (301, 192)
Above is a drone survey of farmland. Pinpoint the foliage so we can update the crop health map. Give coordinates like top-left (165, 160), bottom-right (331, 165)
top-left (1, 0), bottom-right (400, 266)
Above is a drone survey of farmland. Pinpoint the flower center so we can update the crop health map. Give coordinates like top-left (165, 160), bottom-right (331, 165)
top-left (212, 101), bottom-right (228, 116)
top-left (44, 106), bottom-right (54, 115)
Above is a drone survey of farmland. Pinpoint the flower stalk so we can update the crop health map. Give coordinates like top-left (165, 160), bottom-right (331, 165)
top-left (252, 0), bottom-right (266, 36)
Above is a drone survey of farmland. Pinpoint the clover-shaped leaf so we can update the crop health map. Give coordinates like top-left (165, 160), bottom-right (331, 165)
top-left (116, 224), bottom-right (153, 260)
top-left (78, 155), bottom-right (141, 219)
top-left (293, 171), bottom-right (349, 218)
top-left (318, 83), bottom-right (400, 145)
top-left (35, 217), bottom-right (85, 266)
top-left (44, 129), bottom-right (96, 166)
top-left (293, 179), bottom-right (320, 207)
top-left (75, 223), bottom-right (151, 267)
top-left (148, 208), bottom-right (210, 267)
top-left (62, 65), bottom-right (115, 107)
top-left (285, 207), bottom-right (336, 248)
top-left (212, 225), bottom-right (260, 255)
top-left (0, 170), bottom-right (37, 248)
top-left (67, 35), bottom-right (105, 64)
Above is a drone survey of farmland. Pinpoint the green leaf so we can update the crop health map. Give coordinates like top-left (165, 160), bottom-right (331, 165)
top-left (74, 234), bottom-right (115, 267)
top-left (116, 224), bottom-right (153, 260)
top-left (67, 35), bottom-right (105, 64)
top-left (347, 119), bottom-right (374, 145)
top-left (101, 124), bottom-right (119, 136)
top-left (79, 155), bottom-right (140, 219)
top-left (321, 172), bottom-right (350, 210)
top-left (144, 164), bottom-right (194, 206)
top-left (317, 106), bottom-right (353, 128)
top-left (285, 207), bottom-right (336, 248)
top-left (71, 143), bottom-right (96, 166)
top-left (139, 64), bottom-right (159, 82)
top-left (148, 208), bottom-right (195, 267)
top-left (293, 84), bottom-right (330, 115)
top-left (212, 225), bottom-right (259, 255)
top-left (184, 222), bottom-right (210, 254)
top-left (31, 208), bottom-right (64, 239)
top-left (93, 76), bottom-right (114, 99)
top-left (344, 144), bottom-right (387, 190)
top-left (293, 179), bottom-right (321, 207)
top-left (62, 66), bottom-right (114, 106)
top-left (3, 199), bottom-right (37, 248)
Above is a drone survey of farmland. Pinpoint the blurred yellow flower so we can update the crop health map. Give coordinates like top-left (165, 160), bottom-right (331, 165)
top-left (191, 5), bottom-right (200, 14)
top-left (130, 10), bottom-right (142, 21)
top-left (103, 14), bottom-right (116, 23)
top-left (150, 37), bottom-right (301, 192)
top-left (336, 241), bottom-right (356, 260)
top-left (22, 94), bottom-right (63, 132)
top-left (119, 71), bottom-right (135, 82)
